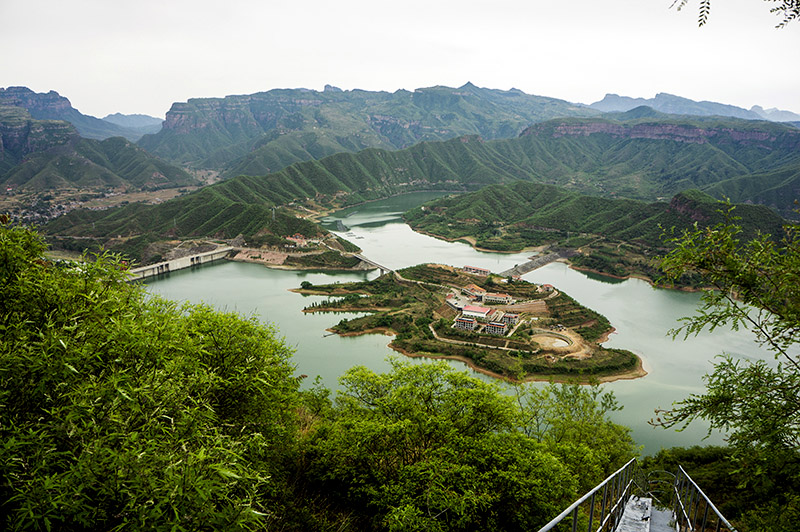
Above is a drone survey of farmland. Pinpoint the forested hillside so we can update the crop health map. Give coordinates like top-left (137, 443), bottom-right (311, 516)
top-left (1, 105), bottom-right (196, 195)
top-left (45, 112), bottom-right (800, 258)
top-left (403, 183), bottom-right (786, 251)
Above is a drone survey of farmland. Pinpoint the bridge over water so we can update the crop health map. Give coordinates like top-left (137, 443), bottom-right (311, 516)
top-left (353, 253), bottom-right (394, 276)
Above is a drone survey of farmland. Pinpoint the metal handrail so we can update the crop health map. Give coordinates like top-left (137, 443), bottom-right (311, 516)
top-left (537, 458), bottom-right (638, 532)
top-left (673, 465), bottom-right (738, 532)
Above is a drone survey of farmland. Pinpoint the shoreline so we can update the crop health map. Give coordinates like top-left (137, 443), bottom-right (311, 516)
top-left (325, 326), bottom-right (648, 385)
top-left (229, 253), bottom-right (371, 273)
top-left (404, 228), bottom-right (705, 293)
top-left (409, 229), bottom-right (543, 255)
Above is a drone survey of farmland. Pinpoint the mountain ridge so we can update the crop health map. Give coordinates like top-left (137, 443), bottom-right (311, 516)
top-left (590, 92), bottom-right (800, 122)
top-left (43, 113), bottom-right (800, 251)
top-left (137, 83), bottom-right (598, 173)
top-left (0, 87), bottom-right (153, 141)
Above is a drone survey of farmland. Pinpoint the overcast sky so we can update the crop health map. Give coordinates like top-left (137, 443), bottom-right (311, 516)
top-left (1, 0), bottom-right (798, 118)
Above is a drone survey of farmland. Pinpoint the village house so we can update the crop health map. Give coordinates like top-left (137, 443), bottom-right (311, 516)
top-left (463, 265), bottom-right (490, 276)
top-left (445, 292), bottom-right (463, 311)
top-left (461, 283), bottom-right (487, 300)
top-left (541, 283), bottom-right (555, 292)
top-left (502, 313), bottom-right (520, 326)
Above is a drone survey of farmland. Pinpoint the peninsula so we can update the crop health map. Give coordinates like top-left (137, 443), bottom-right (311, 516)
top-left (293, 263), bottom-right (644, 383)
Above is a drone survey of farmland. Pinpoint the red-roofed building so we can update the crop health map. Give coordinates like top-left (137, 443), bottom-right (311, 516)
top-left (462, 305), bottom-right (492, 319)
top-left (454, 316), bottom-right (477, 331)
top-left (462, 283), bottom-right (487, 300)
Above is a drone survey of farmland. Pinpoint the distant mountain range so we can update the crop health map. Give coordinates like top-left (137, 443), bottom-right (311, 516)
top-left (0, 105), bottom-right (194, 193)
top-left (0, 87), bottom-right (162, 141)
top-left (44, 111), bottom-right (800, 252)
top-left (137, 82), bottom-right (598, 174)
top-left (590, 92), bottom-right (800, 122)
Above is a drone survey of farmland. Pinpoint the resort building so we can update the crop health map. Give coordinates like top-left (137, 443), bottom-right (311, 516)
top-left (454, 316), bottom-right (477, 331)
top-left (483, 292), bottom-right (513, 304)
top-left (485, 321), bottom-right (508, 336)
top-left (461, 283), bottom-right (487, 300)
top-left (463, 265), bottom-right (490, 276)
top-left (462, 305), bottom-right (492, 320)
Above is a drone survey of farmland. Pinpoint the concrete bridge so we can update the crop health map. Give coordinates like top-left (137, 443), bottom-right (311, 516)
top-left (128, 247), bottom-right (234, 281)
top-left (353, 253), bottom-right (394, 276)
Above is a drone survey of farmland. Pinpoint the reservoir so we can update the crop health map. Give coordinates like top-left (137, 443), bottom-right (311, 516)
top-left (145, 192), bottom-right (774, 454)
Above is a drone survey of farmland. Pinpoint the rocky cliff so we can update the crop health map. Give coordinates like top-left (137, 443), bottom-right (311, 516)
top-left (0, 106), bottom-right (78, 169)
top-left (0, 87), bottom-right (148, 141)
top-left (138, 83), bottom-right (597, 171)
top-left (522, 117), bottom-right (800, 151)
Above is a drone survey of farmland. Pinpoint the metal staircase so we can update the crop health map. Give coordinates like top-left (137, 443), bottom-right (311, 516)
top-left (536, 460), bottom-right (738, 532)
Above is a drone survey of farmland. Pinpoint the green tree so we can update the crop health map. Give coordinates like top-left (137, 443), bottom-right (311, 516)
top-left (304, 359), bottom-right (578, 531)
top-left (301, 359), bottom-right (639, 531)
top-left (0, 221), bottom-right (300, 531)
top-left (656, 213), bottom-right (800, 531)
top-left (657, 213), bottom-right (800, 451)
top-left (514, 382), bottom-right (637, 493)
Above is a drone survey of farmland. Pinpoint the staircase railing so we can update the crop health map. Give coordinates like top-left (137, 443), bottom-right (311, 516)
top-left (537, 458), bottom-right (640, 532)
top-left (673, 465), bottom-right (737, 532)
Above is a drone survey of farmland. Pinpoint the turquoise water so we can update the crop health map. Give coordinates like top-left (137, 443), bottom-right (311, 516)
top-left (145, 192), bottom-right (775, 454)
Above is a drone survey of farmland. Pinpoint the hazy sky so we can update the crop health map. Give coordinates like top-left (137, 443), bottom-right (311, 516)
top-left (1, 0), bottom-right (798, 118)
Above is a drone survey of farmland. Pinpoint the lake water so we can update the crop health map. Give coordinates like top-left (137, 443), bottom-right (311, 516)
top-left (145, 192), bottom-right (774, 454)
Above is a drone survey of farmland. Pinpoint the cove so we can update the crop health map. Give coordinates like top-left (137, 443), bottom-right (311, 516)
top-left (145, 192), bottom-right (774, 454)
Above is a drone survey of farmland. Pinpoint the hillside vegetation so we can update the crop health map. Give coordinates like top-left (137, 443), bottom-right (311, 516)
top-left (404, 183), bottom-right (786, 283)
top-left (2, 221), bottom-right (640, 531)
top-left (43, 112), bottom-right (800, 261)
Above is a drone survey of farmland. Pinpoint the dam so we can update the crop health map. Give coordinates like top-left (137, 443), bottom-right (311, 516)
top-left (128, 247), bottom-right (234, 281)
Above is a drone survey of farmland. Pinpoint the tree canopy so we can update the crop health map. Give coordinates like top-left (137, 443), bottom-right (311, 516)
top-left (654, 210), bottom-right (800, 532)
top-left (657, 211), bottom-right (800, 451)
top-left (0, 221), bottom-right (300, 530)
top-left (0, 220), bottom-right (638, 531)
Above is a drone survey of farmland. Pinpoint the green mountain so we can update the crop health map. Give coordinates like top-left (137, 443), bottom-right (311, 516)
top-left (137, 83), bottom-right (598, 173)
top-left (0, 86), bottom-right (151, 141)
top-left (1, 106), bottom-right (196, 193)
top-left (1, 105), bottom-right (77, 175)
top-left (403, 182), bottom-right (786, 251)
top-left (44, 113), bottom-right (800, 247)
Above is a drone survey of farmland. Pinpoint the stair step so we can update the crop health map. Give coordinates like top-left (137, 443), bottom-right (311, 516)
top-left (615, 496), bottom-right (652, 532)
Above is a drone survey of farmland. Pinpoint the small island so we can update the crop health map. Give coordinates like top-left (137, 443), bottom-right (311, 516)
top-left (293, 263), bottom-right (645, 383)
